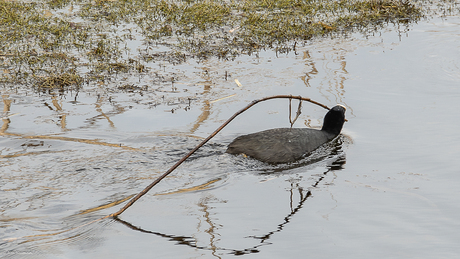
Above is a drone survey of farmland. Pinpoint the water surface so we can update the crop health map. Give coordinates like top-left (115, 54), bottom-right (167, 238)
top-left (1, 16), bottom-right (460, 258)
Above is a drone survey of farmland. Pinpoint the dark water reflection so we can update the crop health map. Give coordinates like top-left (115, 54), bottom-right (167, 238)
top-left (112, 147), bottom-right (346, 256)
top-left (1, 134), bottom-right (346, 258)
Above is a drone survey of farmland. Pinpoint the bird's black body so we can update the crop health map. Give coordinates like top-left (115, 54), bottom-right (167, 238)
top-left (226, 105), bottom-right (346, 163)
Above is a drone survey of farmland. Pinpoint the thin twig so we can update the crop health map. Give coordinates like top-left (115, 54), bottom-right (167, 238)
top-left (289, 99), bottom-right (303, 128)
top-left (109, 95), bottom-right (330, 218)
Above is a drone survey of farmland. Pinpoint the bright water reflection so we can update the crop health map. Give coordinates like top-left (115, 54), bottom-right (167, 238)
top-left (2, 16), bottom-right (460, 258)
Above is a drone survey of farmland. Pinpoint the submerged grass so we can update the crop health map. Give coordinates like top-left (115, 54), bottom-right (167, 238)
top-left (35, 72), bottom-right (83, 89)
top-left (0, 0), bottom-right (448, 90)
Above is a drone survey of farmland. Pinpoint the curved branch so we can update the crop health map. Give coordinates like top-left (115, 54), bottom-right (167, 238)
top-left (109, 95), bottom-right (330, 218)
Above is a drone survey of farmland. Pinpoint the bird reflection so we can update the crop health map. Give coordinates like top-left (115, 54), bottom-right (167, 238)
top-left (114, 153), bottom-right (346, 256)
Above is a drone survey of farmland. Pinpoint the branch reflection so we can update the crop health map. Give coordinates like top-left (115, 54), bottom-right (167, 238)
top-left (114, 153), bottom-right (346, 256)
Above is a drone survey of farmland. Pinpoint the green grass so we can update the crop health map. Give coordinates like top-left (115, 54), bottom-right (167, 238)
top-left (0, 0), bottom-right (438, 89)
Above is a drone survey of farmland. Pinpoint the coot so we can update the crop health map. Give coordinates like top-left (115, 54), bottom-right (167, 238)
top-left (226, 105), bottom-right (346, 163)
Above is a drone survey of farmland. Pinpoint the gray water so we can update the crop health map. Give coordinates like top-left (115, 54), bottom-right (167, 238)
top-left (1, 15), bottom-right (460, 258)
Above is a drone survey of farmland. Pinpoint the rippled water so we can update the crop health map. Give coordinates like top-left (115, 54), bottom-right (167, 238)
top-left (2, 15), bottom-right (460, 258)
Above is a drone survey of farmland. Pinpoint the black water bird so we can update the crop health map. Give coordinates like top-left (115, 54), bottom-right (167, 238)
top-left (226, 105), bottom-right (346, 163)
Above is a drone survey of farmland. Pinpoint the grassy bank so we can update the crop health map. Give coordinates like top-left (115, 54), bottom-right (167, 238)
top-left (0, 0), bottom-right (439, 89)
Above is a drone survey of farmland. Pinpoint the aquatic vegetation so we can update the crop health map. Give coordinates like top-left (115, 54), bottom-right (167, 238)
top-left (0, 0), bottom-right (439, 89)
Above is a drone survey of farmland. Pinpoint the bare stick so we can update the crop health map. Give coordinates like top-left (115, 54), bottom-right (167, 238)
top-left (289, 98), bottom-right (303, 128)
top-left (109, 95), bottom-right (330, 218)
